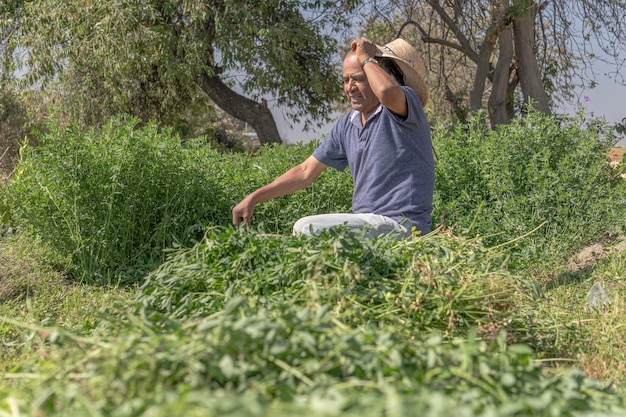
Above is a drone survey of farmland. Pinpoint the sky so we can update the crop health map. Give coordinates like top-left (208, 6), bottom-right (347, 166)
top-left (561, 72), bottom-right (626, 147)
top-left (271, 109), bottom-right (335, 145)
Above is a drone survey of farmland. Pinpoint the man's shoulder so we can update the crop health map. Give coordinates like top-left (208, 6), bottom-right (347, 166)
top-left (402, 86), bottom-right (422, 106)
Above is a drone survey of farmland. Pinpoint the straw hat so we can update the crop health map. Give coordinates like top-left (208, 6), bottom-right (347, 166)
top-left (375, 39), bottom-right (429, 105)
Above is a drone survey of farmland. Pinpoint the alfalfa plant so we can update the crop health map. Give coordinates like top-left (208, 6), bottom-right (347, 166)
top-left (3, 116), bottom-right (229, 285)
top-left (433, 110), bottom-right (626, 269)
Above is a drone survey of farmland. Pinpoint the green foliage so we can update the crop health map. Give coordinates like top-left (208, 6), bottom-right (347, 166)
top-left (1, 112), bottom-right (626, 415)
top-left (4, 116), bottom-right (229, 284)
top-left (4, 110), bottom-right (624, 283)
top-left (3, 0), bottom-right (359, 132)
top-left (3, 229), bottom-right (625, 416)
top-left (1, 117), bottom-right (353, 284)
top-left (225, 142), bottom-right (353, 233)
top-left (139, 228), bottom-right (521, 336)
top-left (433, 111), bottom-right (626, 267)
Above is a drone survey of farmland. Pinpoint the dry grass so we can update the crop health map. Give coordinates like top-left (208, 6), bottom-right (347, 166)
top-left (578, 293), bottom-right (626, 391)
top-left (561, 240), bottom-right (626, 390)
top-left (0, 135), bottom-right (21, 183)
top-left (608, 147), bottom-right (625, 179)
top-left (609, 146), bottom-right (626, 161)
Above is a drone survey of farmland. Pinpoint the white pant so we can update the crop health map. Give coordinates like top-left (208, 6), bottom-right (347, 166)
top-left (292, 213), bottom-right (412, 239)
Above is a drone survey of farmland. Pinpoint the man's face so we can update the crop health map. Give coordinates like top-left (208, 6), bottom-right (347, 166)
top-left (343, 52), bottom-right (380, 115)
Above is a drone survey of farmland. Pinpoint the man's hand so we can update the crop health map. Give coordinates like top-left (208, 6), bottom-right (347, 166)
top-left (232, 197), bottom-right (255, 229)
top-left (351, 38), bottom-right (378, 64)
top-left (350, 37), bottom-right (408, 118)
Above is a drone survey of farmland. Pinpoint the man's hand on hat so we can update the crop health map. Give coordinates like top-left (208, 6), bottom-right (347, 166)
top-left (351, 38), bottom-right (378, 64)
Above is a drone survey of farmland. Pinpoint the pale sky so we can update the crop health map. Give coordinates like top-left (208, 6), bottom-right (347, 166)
top-left (562, 73), bottom-right (626, 147)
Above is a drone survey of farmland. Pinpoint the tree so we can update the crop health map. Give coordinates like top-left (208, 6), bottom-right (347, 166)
top-left (362, 0), bottom-right (626, 127)
top-left (1, 0), bottom-right (359, 144)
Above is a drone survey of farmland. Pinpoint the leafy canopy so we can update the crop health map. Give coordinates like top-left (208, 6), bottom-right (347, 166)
top-left (3, 0), bottom-right (359, 129)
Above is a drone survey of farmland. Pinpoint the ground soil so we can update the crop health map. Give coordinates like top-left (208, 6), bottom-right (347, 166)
top-left (567, 236), bottom-right (626, 271)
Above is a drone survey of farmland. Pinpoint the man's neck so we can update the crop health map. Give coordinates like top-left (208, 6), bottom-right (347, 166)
top-left (360, 104), bottom-right (383, 125)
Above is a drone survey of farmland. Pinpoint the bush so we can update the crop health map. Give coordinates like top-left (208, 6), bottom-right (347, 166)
top-left (433, 111), bottom-right (626, 268)
top-left (3, 116), bottom-right (229, 284)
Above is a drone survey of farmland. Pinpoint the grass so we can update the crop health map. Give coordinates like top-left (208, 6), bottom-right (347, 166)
top-left (0, 112), bottom-right (625, 414)
top-left (0, 231), bottom-right (133, 371)
top-left (534, 242), bottom-right (626, 389)
top-left (0, 228), bottom-right (625, 416)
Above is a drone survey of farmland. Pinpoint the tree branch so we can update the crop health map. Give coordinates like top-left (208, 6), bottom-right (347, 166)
top-left (426, 0), bottom-right (479, 63)
top-left (399, 20), bottom-right (477, 61)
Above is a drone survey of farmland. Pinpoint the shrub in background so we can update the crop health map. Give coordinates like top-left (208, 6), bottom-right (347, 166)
top-left (4, 116), bottom-right (229, 284)
top-left (433, 111), bottom-right (626, 267)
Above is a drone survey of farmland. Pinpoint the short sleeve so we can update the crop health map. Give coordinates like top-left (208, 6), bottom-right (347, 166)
top-left (312, 115), bottom-right (350, 172)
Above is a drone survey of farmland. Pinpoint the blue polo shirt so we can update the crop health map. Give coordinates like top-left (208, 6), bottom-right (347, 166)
top-left (313, 86), bottom-right (434, 234)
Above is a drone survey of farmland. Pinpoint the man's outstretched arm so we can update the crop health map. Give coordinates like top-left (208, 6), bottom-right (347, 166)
top-left (232, 155), bottom-right (328, 228)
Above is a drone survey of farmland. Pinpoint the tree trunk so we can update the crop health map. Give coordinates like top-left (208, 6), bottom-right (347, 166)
top-left (512, 1), bottom-right (551, 114)
top-left (445, 84), bottom-right (469, 123)
top-left (469, 39), bottom-right (495, 112)
top-left (489, 6), bottom-right (515, 127)
top-left (195, 72), bottom-right (282, 145)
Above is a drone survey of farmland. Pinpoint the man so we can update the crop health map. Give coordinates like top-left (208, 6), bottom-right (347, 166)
top-left (232, 37), bottom-right (434, 238)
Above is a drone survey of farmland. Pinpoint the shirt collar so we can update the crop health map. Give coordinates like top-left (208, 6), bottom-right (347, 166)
top-left (350, 104), bottom-right (383, 125)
